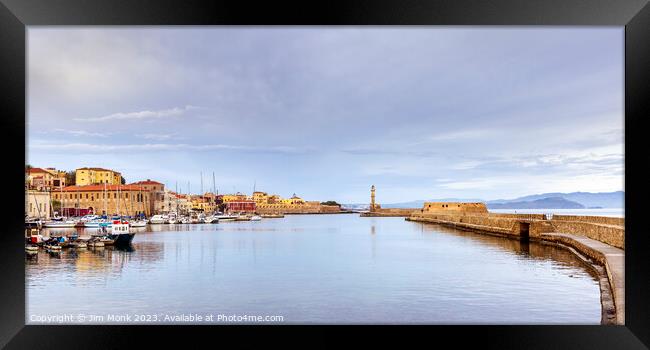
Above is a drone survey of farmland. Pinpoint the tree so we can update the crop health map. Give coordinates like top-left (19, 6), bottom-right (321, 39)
top-left (64, 171), bottom-right (76, 186)
top-left (52, 200), bottom-right (62, 215)
top-left (121, 176), bottom-right (126, 184)
top-left (321, 201), bottom-right (340, 207)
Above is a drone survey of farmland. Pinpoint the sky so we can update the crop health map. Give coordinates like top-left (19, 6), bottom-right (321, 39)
top-left (27, 27), bottom-right (624, 204)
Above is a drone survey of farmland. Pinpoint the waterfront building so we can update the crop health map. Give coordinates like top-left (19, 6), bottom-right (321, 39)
top-left (280, 193), bottom-right (306, 205)
top-left (25, 167), bottom-right (66, 191)
top-left (75, 167), bottom-right (122, 186)
top-left (221, 192), bottom-right (249, 202)
top-left (53, 184), bottom-right (152, 217)
top-left (225, 200), bottom-right (257, 213)
top-left (130, 179), bottom-right (165, 214)
top-left (252, 191), bottom-right (269, 203)
top-left (191, 195), bottom-right (217, 213)
top-left (25, 189), bottom-right (51, 219)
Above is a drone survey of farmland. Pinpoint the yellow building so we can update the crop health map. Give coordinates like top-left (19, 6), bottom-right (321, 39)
top-left (252, 191), bottom-right (269, 203)
top-left (221, 192), bottom-right (249, 202)
top-left (191, 195), bottom-right (217, 213)
top-left (75, 167), bottom-right (122, 186)
top-left (53, 184), bottom-right (151, 216)
top-left (280, 193), bottom-right (306, 205)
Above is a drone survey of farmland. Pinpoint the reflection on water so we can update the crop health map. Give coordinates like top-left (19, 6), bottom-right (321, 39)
top-left (27, 215), bottom-right (601, 324)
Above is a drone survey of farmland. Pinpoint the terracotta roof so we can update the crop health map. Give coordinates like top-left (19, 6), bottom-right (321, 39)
top-left (130, 179), bottom-right (163, 185)
top-left (61, 184), bottom-right (148, 192)
top-left (26, 167), bottom-right (49, 174)
top-left (76, 167), bottom-right (121, 173)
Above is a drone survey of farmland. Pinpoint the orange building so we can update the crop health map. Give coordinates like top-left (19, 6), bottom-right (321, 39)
top-left (53, 184), bottom-right (152, 216)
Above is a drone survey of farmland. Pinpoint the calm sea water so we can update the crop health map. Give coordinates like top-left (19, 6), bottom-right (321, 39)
top-left (26, 214), bottom-right (601, 324)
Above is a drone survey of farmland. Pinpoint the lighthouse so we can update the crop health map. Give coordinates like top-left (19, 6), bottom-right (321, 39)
top-left (370, 185), bottom-right (376, 212)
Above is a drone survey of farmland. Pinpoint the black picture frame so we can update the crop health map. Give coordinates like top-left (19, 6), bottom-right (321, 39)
top-left (1, 0), bottom-right (649, 348)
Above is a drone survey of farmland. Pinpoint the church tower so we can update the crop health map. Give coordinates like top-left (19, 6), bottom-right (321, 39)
top-left (370, 185), bottom-right (376, 212)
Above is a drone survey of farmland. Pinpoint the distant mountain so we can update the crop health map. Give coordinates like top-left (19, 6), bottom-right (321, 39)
top-left (486, 197), bottom-right (584, 209)
top-left (344, 191), bottom-right (624, 209)
top-left (488, 191), bottom-right (624, 208)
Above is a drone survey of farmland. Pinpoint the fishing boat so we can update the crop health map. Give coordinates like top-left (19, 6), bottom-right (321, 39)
top-left (109, 219), bottom-right (135, 246)
top-left (25, 228), bottom-right (45, 245)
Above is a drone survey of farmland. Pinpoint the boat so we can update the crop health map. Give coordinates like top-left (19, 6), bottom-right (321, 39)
top-left (88, 240), bottom-right (105, 248)
top-left (43, 218), bottom-right (78, 228)
top-left (204, 215), bottom-right (219, 224)
top-left (25, 245), bottom-right (39, 254)
top-left (25, 217), bottom-right (43, 229)
top-left (98, 236), bottom-right (114, 246)
top-left (45, 244), bottom-right (62, 252)
top-left (109, 220), bottom-right (135, 246)
top-left (217, 214), bottom-right (238, 221)
top-left (250, 215), bottom-right (262, 221)
top-left (70, 241), bottom-right (87, 249)
top-left (130, 220), bottom-right (147, 228)
top-left (25, 228), bottom-right (45, 244)
top-left (234, 215), bottom-right (251, 221)
top-left (149, 214), bottom-right (168, 224)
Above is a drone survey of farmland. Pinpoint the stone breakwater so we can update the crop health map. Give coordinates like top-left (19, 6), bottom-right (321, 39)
top-left (405, 203), bottom-right (625, 325)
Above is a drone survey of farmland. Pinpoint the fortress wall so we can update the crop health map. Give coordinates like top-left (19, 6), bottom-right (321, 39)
top-left (551, 215), bottom-right (624, 227)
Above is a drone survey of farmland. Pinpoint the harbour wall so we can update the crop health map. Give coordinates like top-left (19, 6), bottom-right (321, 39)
top-left (360, 208), bottom-right (416, 217)
top-left (256, 203), bottom-right (341, 215)
top-left (406, 206), bottom-right (625, 325)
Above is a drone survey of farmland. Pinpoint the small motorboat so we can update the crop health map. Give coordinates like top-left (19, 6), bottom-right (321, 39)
top-left (88, 240), bottom-right (105, 248)
top-left (149, 214), bottom-right (168, 224)
top-left (250, 215), bottom-right (262, 221)
top-left (130, 220), bottom-right (147, 228)
top-left (43, 218), bottom-right (78, 228)
top-left (70, 241), bottom-right (87, 249)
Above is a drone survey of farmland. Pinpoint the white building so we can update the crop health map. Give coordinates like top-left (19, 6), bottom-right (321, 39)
top-left (26, 190), bottom-right (51, 219)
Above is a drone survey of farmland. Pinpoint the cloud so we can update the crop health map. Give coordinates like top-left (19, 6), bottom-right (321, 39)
top-left (48, 128), bottom-right (109, 137)
top-left (29, 142), bottom-right (308, 154)
top-left (74, 105), bottom-right (198, 122)
top-left (136, 133), bottom-right (183, 141)
top-left (428, 128), bottom-right (498, 142)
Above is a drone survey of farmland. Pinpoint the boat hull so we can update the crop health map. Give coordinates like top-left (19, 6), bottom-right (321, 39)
top-left (110, 233), bottom-right (136, 246)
